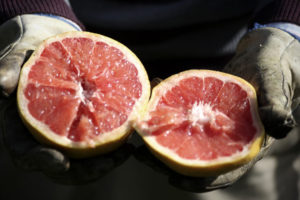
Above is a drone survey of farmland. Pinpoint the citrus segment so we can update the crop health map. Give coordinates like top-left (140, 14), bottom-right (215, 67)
top-left (17, 31), bottom-right (150, 158)
top-left (134, 70), bottom-right (264, 177)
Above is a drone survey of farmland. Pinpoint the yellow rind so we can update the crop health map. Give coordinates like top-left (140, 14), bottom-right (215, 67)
top-left (144, 129), bottom-right (264, 177)
top-left (134, 69), bottom-right (265, 177)
top-left (18, 108), bottom-right (133, 158)
top-left (17, 31), bottom-right (151, 158)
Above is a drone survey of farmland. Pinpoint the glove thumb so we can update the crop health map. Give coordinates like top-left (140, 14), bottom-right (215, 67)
top-left (2, 98), bottom-right (70, 174)
top-left (0, 14), bottom-right (80, 96)
top-left (0, 16), bottom-right (31, 96)
top-left (224, 27), bottom-right (298, 138)
top-left (16, 146), bottom-right (70, 174)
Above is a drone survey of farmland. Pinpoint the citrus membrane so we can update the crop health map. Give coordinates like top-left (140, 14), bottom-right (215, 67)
top-left (17, 31), bottom-right (150, 158)
top-left (134, 69), bottom-right (264, 177)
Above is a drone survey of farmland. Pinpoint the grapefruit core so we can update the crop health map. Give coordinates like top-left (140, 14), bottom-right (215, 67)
top-left (134, 70), bottom-right (264, 177)
top-left (17, 31), bottom-right (150, 158)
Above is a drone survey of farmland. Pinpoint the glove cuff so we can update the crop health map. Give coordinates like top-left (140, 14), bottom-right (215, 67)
top-left (0, 0), bottom-right (84, 29)
top-left (252, 22), bottom-right (300, 41)
top-left (253, 0), bottom-right (300, 26)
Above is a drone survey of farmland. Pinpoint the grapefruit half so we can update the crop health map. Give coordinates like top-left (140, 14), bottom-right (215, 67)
top-left (17, 31), bottom-right (150, 158)
top-left (134, 70), bottom-right (264, 177)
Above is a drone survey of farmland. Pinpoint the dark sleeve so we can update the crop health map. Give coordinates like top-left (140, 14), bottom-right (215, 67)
top-left (253, 0), bottom-right (300, 25)
top-left (0, 0), bottom-right (84, 29)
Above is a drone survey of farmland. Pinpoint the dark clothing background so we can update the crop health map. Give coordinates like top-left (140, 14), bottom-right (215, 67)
top-left (69, 0), bottom-right (272, 78)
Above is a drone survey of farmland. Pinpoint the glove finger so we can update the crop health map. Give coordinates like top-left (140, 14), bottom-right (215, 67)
top-left (224, 57), bottom-right (294, 138)
top-left (46, 143), bottom-right (134, 185)
top-left (134, 145), bottom-right (236, 192)
top-left (0, 15), bottom-right (22, 56)
top-left (1, 98), bottom-right (70, 174)
top-left (257, 40), bottom-right (298, 138)
top-left (0, 49), bottom-right (33, 96)
top-left (134, 144), bottom-right (236, 192)
top-left (16, 146), bottom-right (70, 173)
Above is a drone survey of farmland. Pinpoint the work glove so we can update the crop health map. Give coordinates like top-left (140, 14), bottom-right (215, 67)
top-left (0, 14), bottom-right (78, 96)
top-left (1, 97), bottom-right (134, 184)
top-left (224, 27), bottom-right (300, 139)
top-left (0, 14), bottom-right (133, 184)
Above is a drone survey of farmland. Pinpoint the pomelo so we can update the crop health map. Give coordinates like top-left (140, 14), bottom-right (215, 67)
top-left (134, 70), bottom-right (264, 177)
top-left (17, 31), bottom-right (150, 158)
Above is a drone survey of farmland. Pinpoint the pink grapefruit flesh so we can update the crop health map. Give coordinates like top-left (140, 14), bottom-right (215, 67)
top-left (17, 32), bottom-right (150, 158)
top-left (135, 70), bottom-right (264, 177)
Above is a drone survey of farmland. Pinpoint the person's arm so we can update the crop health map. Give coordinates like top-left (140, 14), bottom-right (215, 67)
top-left (254, 0), bottom-right (300, 27)
top-left (252, 0), bottom-right (300, 39)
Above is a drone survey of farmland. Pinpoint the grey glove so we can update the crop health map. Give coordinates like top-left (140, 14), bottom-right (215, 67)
top-left (224, 27), bottom-right (300, 138)
top-left (0, 97), bottom-right (133, 184)
top-left (0, 14), bottom-right (77, 96)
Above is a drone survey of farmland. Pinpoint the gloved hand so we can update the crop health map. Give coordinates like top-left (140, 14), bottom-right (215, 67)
top-left (0, 14), bottom-right (78, 96)
top-left (224, 27), bottom-right (300, 139)
top-left (134, 136), bottom-right (274, 192)
top-left (0, 14), bottom-right (133, 184)
top-left (1, 96), bottom-right (133, 184)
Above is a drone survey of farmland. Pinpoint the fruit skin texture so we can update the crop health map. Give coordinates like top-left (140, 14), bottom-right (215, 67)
top-left (134, 69), bottom-right (265, 177)
top-left (17, 31), bottom-right (150, 158)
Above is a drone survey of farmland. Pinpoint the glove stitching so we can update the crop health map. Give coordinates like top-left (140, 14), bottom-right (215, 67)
top-left (19, 16), bottom-right (25, 40)
top-left (279, 38), bottom-right (296, 110)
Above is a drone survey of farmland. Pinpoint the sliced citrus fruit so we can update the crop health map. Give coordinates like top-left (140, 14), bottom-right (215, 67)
top-left (17, 31), bottom-right (150, 158)
top-left (134, 69), bottom-right (264, 177)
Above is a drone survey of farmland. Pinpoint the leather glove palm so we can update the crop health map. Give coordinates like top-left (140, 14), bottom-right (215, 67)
top-left (224, 27), bottom-right (300, 138)
top-left (1, 96), bottom-right (133, 184)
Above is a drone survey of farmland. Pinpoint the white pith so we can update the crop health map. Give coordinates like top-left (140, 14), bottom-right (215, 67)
top-left (190, 102), bottom-right (210, 126)
top-left (188, 101), bottom-right (233, 132)
top-left (18, 31), bottom-right (151, 149)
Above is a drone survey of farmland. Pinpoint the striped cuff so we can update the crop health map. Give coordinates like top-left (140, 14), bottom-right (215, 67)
top-left (253, 0), bottom-right (300, 26)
